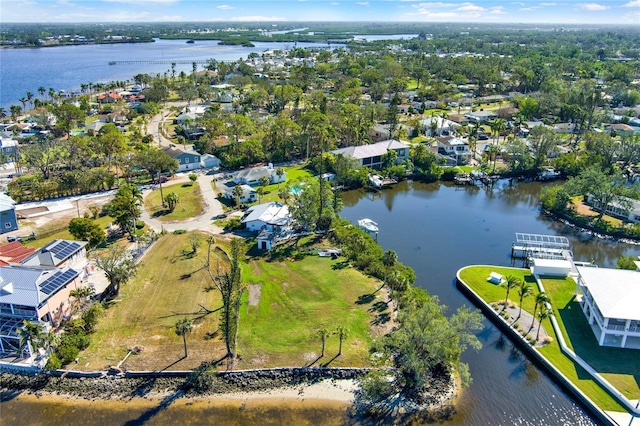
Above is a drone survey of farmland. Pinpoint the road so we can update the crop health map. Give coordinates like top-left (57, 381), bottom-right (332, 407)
top-left (146, 101), bottom-right (188, 149)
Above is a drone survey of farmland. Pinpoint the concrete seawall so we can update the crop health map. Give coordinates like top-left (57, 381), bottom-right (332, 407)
top-left (456, 268), bottom-right (619, 426)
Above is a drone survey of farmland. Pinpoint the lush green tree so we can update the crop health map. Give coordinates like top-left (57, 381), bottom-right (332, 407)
top-left (107, 183), bottom-right (142, 237)
top-left (175, 318), bottom-right (193, 358)
top-left (616, 255), bottom-right (639, 270)
top-left (91, 244), bottom-right (137, 299)
top-left (536, 307), bottom-right (553, 341)
top-left (134, 148), bottom-right (179, 181)
top-left (52, 103), bottom-right (86, 136)
top-left (565, 166), bottom-right (630, 224)
top-left (68, 217), bottom-right (105, 247)
top-left (188, 173), bottom-right (198, 185)
top-left (317, 328), bottom-right (331, 358)
top-left (18, 320), bottom-right (45, 358)
top-left (528, 126), bottom-right (558, 169)
top-left (290, 178), bottom-right (340, 231)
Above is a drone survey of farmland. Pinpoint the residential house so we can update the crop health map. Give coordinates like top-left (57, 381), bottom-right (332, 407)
top-left (21, 239), bottom-right (88, 270)
top-left (553, 123), bottom-right (577, 135)
top-left (175, 112), bottom-right (198, 126)
top-left (241, 202), bottom-right (292, 250)
top-left (0, 242), bottom-right (36, 265)
top-left (162, 146), bottom-right (201, 173)
top-left (0, 193), bottom-right (18, 234)
top-left (223, 184), bottom-right (256, 204)
top-left (0, 137), bottom-right (18, 159)
top-left (576, 266), bottom-right (640, 349)
top-left (331, 139), bottom-right (410, 170)
top-left (465, 111), bottom-right (497, 123)
top-left (369, 124), bottom-right (391, 142)
top-left (586, 195), bottom-right (640, 223)
top-left (607, 123), bottom-right (637, 136)
top-left (436, 137), bottom-right (473, 165)
top-left (200, 153), bottom-right (221, 170)
top-left (97, 92), bottom-right (122, 103)
top-left (420, 116), bottom-right (459, 137)
top-left (233, 165), bottom-right (286, 186)
top-left (0, 264), bottom-right (84, 357)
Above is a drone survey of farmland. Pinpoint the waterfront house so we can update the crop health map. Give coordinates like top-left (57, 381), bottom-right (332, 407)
top-left (0, 193), bottom-right (18, 234)
top-left (21, 239), bottom-right (88, 270)
top-left (0, 264), bottom-right (84, 358)
top-left (162, 146), bottom-right (201, 173)
top-left (331, 139), bottom-right (410, 170)
top-left (97, 92), bottom-right (122, 103)
top-left (436, 136), bottom-right (473, 165)
top-left (586, 195), bottom-right (640, 224)
top-left (241, 202), bottom-right (292, 250)
top-left (576, 266), bottom-right (640, 349)
top-left (232, 165), bottom-right (286, 186)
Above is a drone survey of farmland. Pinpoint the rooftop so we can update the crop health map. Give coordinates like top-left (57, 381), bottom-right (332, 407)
top-left (242, 202), bottom-right (290, 227)
top-left (332, 139), bottom-right (409, 160)
top-left (577, 266), bottom-right (640, 322)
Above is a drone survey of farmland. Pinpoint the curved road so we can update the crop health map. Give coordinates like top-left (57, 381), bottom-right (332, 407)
top-left (140, 173), bottom-right (226, 234)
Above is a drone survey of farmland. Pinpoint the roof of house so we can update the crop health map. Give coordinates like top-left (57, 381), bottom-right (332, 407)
top-left (0, 265), bottom-right (79, 308)
top-left (332, 139), bottom-right (409, 160)
top-left (21, 239), bottom-right (87, 267)
top-left (242, 202), bottom-right (290, 227)
top-left (224, 184), bottom-right (256, 196)
top-left (609, 123), bottom-right (635, 131)
top-left (234, 166), bottom-right (274, 182)
top-left (577, 266), bottom-right (640, 321)
top-left (0, 193), bottom-right (17, 211)
top-left (0, 242), bottom-right (37, 264)
top-left (465, 110), bottom-right (497, 118)
top-left (162, 146), bottom-right (200, 159)
top-left (437, 136), bottom-right (467, 147)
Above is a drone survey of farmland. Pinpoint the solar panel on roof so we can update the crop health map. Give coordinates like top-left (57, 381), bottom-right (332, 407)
top-left (38, 269), bottom-right (79, 295)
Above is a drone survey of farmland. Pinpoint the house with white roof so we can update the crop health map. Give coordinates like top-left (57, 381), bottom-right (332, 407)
top-left (576, 266), bottom-right (640, 349)
top-left (586, 195), bottom-right (640, 224)
top-left (241, 202), bottom-right (292, 250)
top-left (420, 116), bottom-right (459, 137)
top-left (223, 184), bottom-right (256, 204)
top-left (233, 164), bottom-right (286, 186)
top-left (436, 136), bottom-right (472, 165)
top-left (331, 139), bottom-right (410, 170)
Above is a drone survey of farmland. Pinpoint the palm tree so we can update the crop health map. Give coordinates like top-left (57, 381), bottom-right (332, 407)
top-left (336, 325), bottom-right (349, 356)
top-left (317, 328), bottom-right (331, 358)
top-left (517, 283), bottom-right (533, 319)
top-left (533, 292), bottom-right (550, 322)
top-left (0, 107), bottom-right (6, 120)
top-left (275, 167), bottom-right (285, 185)
top-left (9, 105), bottom-right (21, 121)
top-left (18, 320), bottom-right (45, 359)
top-left (502, 275), bottom-right (521, 310)
top-left (278, 185), bottom-right (291, 205)
top-left (232, 185), bottom-right (244, 206)
top-left (70, 286), bottom-right (95, 314)
top-left (26, 92), bottom-right (34, 109)
top-left (536, 307), bottom-right (553, 341)
top-left (174, 318), bottom-right (193, 358)
top-left (38, 86), bottom-right (46, 98)
top-left (256, 186), bottom-right (264, 203)
top-left (381, 249), bottom-right (397, 290)
top-left (165, 192), bottom-right (179, 212)
top-left (18, 97), bottom-right (28, 111)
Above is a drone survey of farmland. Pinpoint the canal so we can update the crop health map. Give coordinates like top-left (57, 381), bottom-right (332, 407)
top-left (340, 179), bottom-right (639, 425)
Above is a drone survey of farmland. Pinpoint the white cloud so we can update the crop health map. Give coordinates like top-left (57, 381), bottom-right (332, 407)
top-left (623, 0), bottom-right (640, 6)
top-left (356, 1), bottom-right (370, 5)
top-left (155, 15), bottom-right (182, 21)
top-left (624, 10), bottom-right (640, 19)
top-left (490, 6), bottom-right (506, 14)
top-left (511, 1), bottom-right (525, 5)
top-left (577, 3), bottom-right (609, 11)
top-left (412, 2), bottom-right (456, 7)
top-left (520, 7), bottom-right (539, 10)
top-left (456, 2), bottom-right (485, 12)
top-left (411, 9), bottom-right (457, 17)
top-left (101, 0), bottom-right (177, 3)
top-left (539, 2), bottom-right (556, 5)
top-left (216, 4), bottom-right (234, 10)
top-left (330, 1), bottom-right (339, 4)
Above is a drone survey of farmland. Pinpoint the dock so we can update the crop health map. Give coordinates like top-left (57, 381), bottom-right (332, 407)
top-left (108, 59), bottom-right (231, 66)
top-left (511, 232), bottom-right (572, 266)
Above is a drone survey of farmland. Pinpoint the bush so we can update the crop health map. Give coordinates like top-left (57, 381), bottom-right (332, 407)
top-left (224, 217), bottom-right (242, 230)
top-left (135, 220), bottom-right (145, 229)
top-left (173, 229), bottom-right (187, 235)
top-left (56, 344), bottom-right (80, 365)
top-left (45, 352), bottom-right (62, 370)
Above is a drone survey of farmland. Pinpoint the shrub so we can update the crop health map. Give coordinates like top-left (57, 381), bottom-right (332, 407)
top-left (45, 352), bottom-right (62, 370)
top-left (135, 220), bottom-right (145, 229)
top-left (173, 229), bottom-right (187, 235)
top-left (224, 217), bottom-right (242, 230)
top-left (56, 344), bottom-right (80, 365)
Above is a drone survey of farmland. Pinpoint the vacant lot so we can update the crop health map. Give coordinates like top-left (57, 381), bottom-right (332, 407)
top-left (144, 182), bottom-right (204, 221)
top-left (78, 232), bottom-right (387, 371)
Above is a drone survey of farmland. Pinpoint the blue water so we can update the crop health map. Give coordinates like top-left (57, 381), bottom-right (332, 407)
top-left (0, 38), bottom-right (333, 109)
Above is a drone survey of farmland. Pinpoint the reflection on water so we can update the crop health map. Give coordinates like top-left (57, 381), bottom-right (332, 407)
top-left (4, 180), bottom-right (635, 425)
top-left (341, 179), bottom-right (637, 425)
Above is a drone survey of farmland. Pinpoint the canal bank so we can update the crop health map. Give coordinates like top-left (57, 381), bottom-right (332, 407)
top-left (455, 266), bottom-right (638, 426)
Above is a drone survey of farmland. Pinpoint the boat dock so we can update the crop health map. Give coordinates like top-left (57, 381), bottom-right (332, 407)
top-left (511, 232), bottom-right (572, 265)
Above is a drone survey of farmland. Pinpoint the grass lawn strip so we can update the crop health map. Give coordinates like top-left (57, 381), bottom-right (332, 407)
top-left (458, 266), bottom-right (628, 413)
top-left (144, 181), bottom-right (204, 221)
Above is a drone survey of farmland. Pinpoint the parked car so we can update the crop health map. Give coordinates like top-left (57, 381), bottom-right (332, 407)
top-left (153, 176), bottom-right (169, 184)
top-left (6, 236), bottom-right (22, 242)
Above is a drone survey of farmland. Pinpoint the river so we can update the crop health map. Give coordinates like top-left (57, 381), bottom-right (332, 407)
top-left (3, 179), bottom-right (637, 425)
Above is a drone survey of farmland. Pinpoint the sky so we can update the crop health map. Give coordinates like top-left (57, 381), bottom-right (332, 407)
top-left (1, 0), bottom-right (639, 24)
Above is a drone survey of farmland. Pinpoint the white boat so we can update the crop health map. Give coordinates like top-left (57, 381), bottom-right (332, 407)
top-left (358, 218), bottom-right (379, 234)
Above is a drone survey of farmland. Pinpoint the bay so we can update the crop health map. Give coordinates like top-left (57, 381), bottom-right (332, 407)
top-left (0, 38), bottom-right (332, 109)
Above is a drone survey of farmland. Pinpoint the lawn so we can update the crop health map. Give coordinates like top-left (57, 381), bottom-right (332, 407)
top-left (78, 232), bottom-right (385, 371)
top-left (78, 232), bottom-right (225, 371)
top-left (249, 164), bottom-right (314, 205)
top-left (144, 181), bottom-right (204, 221)
top-left (458, 266), bottom-right (630, 413)
top-left (23, 215), bottom-right (115, 249)
top-left (237, 249), bottom-right (383, 368)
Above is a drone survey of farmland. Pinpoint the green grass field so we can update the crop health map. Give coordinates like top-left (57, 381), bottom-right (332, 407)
top-left (144, 181), bottom-right (204, 221)
top-left (458, 266), bottom-right (631, 413)
top-left (23, 215), bottom-right (115, 249)
top-left (78, 232), bottom-right (385, 371)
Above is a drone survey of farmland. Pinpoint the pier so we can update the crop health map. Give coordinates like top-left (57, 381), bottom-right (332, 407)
top-left (108, 59), bottom-right (226, 66)
top-left (511, 232), bottom-right (572, 266)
